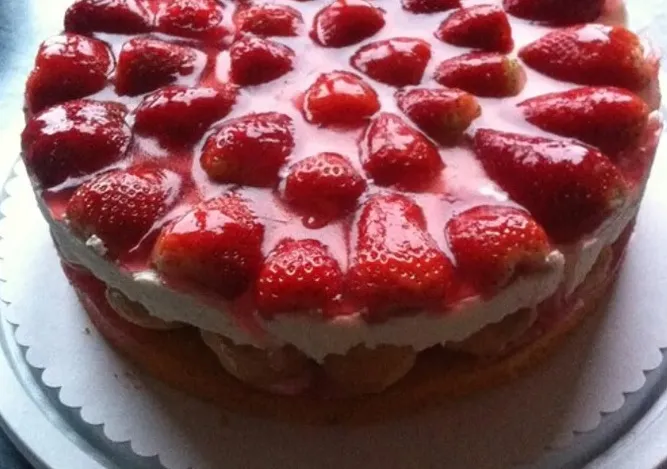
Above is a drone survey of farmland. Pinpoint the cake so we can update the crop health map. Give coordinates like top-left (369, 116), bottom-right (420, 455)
top-left (19, 0), bottom-right (662, 424)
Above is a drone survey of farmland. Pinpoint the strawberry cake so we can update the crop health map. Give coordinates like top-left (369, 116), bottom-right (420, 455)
top-left (19, 0), bottom-right (663, 423)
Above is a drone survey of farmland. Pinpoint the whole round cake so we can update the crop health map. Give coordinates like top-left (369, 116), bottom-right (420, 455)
top-left (20, 0), bottom-right (663, 423)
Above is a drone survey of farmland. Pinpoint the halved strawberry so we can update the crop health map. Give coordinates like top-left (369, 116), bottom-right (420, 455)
top-left (155, 0), bottom-right (229, 43)
top-left (21, 100), bottom-right (130, 188)
top-left (347, 194), bottom-right (452, 314)
top-left (396, 87), bottom-right (480, 145)
top-left (64, 0), bottom-right (154, 34)
top-left (473, 130), bottom-right (629, 243)
top-left (26, 34), bottom-right (113, 114)
top-left (67, 166), bottom-right (182, 257)
top-left (446, 205), bottom-right (551, 296)
top-left (503, 0), bottom-right (604, 25)
top-left (153, 195), bottom-right (265, 298)
top-left (311, 0), bottom-right (385, 48)
top-left (229, 36), bottom-right (295, 86)
top-left (519, 25), bottom-right (655, 91)
top-left (303, 71), bottom-right (380, 127)
top-left (115, 37), bottom-right (198, 96)
top-left (201, 112), bottom-right (294, 187)
top-left (256, 238), bottom-right (344, 316)
top-left (435, 5), bottom-right (513, 53)
top-left (362, 113), bottom-right (443, 188)
top-left (134, 84), bottom-right (238, 145)
top-left (283, 152), bottom-right (367, 224)
top-left (401, 0), bottom-right (460, 14)
top-left (518, 87), bottom-right (650, 156)
top-left (434, 52), bottom-right (524, 98)
top-left (234, 4), bottom-right (303, 37)
top-left (351, 38), bottom-right (431, 87)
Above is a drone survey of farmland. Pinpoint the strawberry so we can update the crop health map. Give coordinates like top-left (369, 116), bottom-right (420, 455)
top-left (351, 38), bottom-right (431, 87)
top-left (152, 194), bottom-right (265, 299)
top-left (282, 153), bottom-right (367, 224)
top-left (115, 37), bottom-right (198, 96)
top-left (21, 100), bottom-right (130, 188)
top-left (503, 0), bottom-right (604, 25)
top-left (134, 84), bottom-right (238, 145)
top-left (64, 0), bottom-right (153, 34)
top-left (256, 239), bottom-right (344, 316)
top-left (347, 194), bottom-right (452, 314)
top-left (67, 166), bottom-right (182, 257)
top-left (434, 52), bottom-right (524, 98)
top-left (229, 36), bottom-right (295, 86)
top-left (518, 87), bottom-right (650, 156)
top-left (303, 71), bottom-right (380, 127)
top-left (519, 25), bottom-right (655, 91)
top-left (311, 0), bottom-right (385, 48)
top-left (435, 5), bottom-right (513, 53)
top-left (25, 34), bottom-right (113, 114)
top-left (362, 113), bottom-right (443, 188)
top-left (396, 87), bottom-right (480, 145)
top-left (155, 0), bottom-right (229, 43)
top-left (234, 4), bottom-right (303, 37)
top-left (446, 205), bottom-right (551, 296)
top-left (401, 0), bottom-right (460, 14)
top-left (472, 130), bottom-right (629, 243)
top-left (201, 112), bottom-right (294, 187)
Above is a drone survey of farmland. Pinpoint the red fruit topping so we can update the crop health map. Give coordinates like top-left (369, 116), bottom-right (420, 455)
top-left (229, 36), bottom-right (295, 86)
top-left (473, 130), bottom-right (628, 243)
top-left (311, 0), bottom-right (385, 48)
top-left (303, 71), bottom-right (380, 127)
top-left (362, 113), bottom-right (443, 188)
top-left (201, 112), bottom-right (295, 187)
top-left (155, 0), bottom-right (229, 43)
top-left (115, 37), bottom-right (198, 96)
top-left (234, 4), bottom-right (303, 37)
top-left (283, 153), bottom-right (367, 223)
top-left (67, 166), bottom-right (182, 257)
top-left (434, 52), bottom-right (525, 98)
top-left (351, 38), bottom-right (431, 87)
top-left (503, 0), bottom-right (604, 25)
top-left (518, 87), bottom-right (650, 156)
top-left (396, 87), bottom-right (480, 145)
top-left (401, 0), bottom-right (460, 14)
top-left (134, 84), bottom-right (238, 145)
top-left (21, 100), bottom-right (130, 188)
top-left (256, 239), bottom-right (344, 316)
top-left (519, 25), bottom-right (655, 91)
top-left (446, 206), bottom-right (551, 295)
top-left (348, 194), bottom-right (452, 314)
top-left (153, 195), bottom-right (265, 299)
top-left (435, 5), bottom-right (513, 53)
top-left (64, 0), bottom-right (153, 34)
top-left (26, 34), bottom-right (112, 114)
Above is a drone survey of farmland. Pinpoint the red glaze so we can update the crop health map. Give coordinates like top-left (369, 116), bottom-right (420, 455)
top-left (401, 0), bottom-right (460, 14)
top-left (155, 0), bottom-right (230, 44)
top-left (311, 0), bottom-right (385, 48)
top-left (234, 4), bottom-right (303, 37)
top-left (435, 5), bottom-right (513, 53)
top-left (351, 38), bottom-right (431, 88)
top-left (503, 0), bottom-right (605, 25)
top-left (229, 36), bottom-right (295, 86)
top-left (64, 0), bottom-right (154, 34)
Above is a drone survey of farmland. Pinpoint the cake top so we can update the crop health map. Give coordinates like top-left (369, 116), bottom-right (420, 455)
top-left (21, 0), bottom-right (660, 320)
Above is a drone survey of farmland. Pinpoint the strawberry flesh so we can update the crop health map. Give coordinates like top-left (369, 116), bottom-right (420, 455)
top-left (519, 87), bottom-right (650, 156)
top-left (473, 130), bottom-right (629, 243)
top-left (67, 166), bottom-right (182, 257)
top-left (503, 0), bottom-right (604, 25)
top-left (401, 0), bottom-right (460, 14)
top-left (257, 239), bottom-right (344, 316)
top-left (64, 0), bottom-right (154, 34)
top-left (446, 205), bottom-right (551, 296)
top-left (229, 36), bottom-right (295, 86)
top-left (21, 100), bottom-right (130, 188)
top-left (396, 87), bottom-right (480, 145)
top-left (351, 37), bottom-right (431, 87)
top-left (26, 34), bottom-right (112, 114)
top-left (155, 0), bottom-right (229, 44)
top-left (234, 4), bottom-right (303, 37)
top-left (201, 112), bottom-right (295, 187)
top-left (311, 0), bottom-right (385, 48)
top-left (435, 5), bottom-right (513, 53)
top-left (434, 52), bottom-right (525, 98)
top-left (153, 195), bottom-right (265, 299)
top-left (134, 84), bottom-right (238, 145)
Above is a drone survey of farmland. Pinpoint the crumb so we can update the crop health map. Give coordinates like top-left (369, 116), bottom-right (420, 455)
top-left (84, 327), bottom-right (91, 335)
